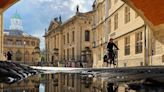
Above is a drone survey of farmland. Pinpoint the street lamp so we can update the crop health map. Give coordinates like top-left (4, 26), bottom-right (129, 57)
top-left (32, 51), bottom-right (34, 65)
top-left (23, 41), bottom-right (26, 64)
top-left (34, 47), bottom-right (40, 66)
top-left (85, 49), bottom-right (91, 67)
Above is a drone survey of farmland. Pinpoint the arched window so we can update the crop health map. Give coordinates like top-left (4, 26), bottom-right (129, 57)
top-left (31, 52), bottom-right (35, 62)
top-left (16, 50), bottom-right (22, 61)
top-left (31, 41), bottom-right (35, 46)
top-left (7, 39), bottom-right (13, 45)
top-left (16, 40), bottom-right (22, 46)
top-left (25, 51), bottom-right (30, 61)
top-left (85, 30), bottom-right (90, 41)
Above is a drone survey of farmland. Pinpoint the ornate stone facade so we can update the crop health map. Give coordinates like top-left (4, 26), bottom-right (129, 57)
top-left (0, 0), bottom-right (19, 60)
top-left (3, 12), bottom-right (40, 65)
top-left (45, 7), bottom-right (93, 67)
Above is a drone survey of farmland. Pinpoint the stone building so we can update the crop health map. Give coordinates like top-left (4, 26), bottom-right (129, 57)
top-left (44, 8), bottom-right (94, 91)
top-left (92, 0), bottom-right (107, 67)
top-left (3, 12), bottom-right (40, 65)
top-left (122, 0), bottom-right (164, 66)
top-left (92, 0), bottom-right (164, 68)
top-left (0, 0), bottom-right (19, 60)
top-left (44, 0), bottom-right (164, 68)
top-left (91, 0), bottom-right (164, 92)
top-left (44, 6), bottom-right (93, 67)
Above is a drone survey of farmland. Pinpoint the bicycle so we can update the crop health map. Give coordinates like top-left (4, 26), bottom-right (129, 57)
top-left (103, 50), bottom-right (118, 67)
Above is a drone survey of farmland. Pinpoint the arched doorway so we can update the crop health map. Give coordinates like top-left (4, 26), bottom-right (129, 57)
top-left (25, 51), bottom-right (30, 62)
top-left (16, 50), bottom-right (22, 61)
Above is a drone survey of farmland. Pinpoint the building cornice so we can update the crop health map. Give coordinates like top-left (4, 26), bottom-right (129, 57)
top-left (45, 11), bottom-right (93, 38)
top-left (4, 35), bottom-right (40, 41)
top-left (114, 24), bottom-right (145, 40)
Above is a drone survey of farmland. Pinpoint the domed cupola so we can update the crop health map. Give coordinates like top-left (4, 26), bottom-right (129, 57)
top-left (9, 11), bottom-right (23, 31)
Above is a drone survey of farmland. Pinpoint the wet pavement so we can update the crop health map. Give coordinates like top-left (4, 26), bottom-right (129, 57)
top-left (0, 66), bottom-right (164, 92)
top-left (0, 61), bottom-right (39, 84)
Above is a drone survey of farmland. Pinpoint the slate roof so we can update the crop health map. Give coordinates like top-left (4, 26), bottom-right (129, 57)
top-left (4, 29), bottom-right (32, 37)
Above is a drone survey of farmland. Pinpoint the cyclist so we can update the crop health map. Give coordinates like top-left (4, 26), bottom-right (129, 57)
top-left (107, 38), bottom-right (119, 65)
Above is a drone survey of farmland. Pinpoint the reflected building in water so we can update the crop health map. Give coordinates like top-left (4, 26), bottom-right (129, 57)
top-left (0, 75), bottom-right (41, 92)
top-left (44, 73), bottom-right (93, 92)
top-left (0, 74), bottom-right (93, 92)
top-left (0, 73), bottom-right (163, 92)
top-left (53, 73), bottom-right (164, 92)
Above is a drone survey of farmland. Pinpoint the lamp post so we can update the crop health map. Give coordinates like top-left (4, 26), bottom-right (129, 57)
top-left (32, 51), bottom-right (34, 65)
top-left (85, 49), bottom-right (91, 67)
top-left (34, 47), bottom-right (40, 66)
top-left (81, 51), bottom-right (86, 68)
top-left (23, 41), bottom-right (26, 64)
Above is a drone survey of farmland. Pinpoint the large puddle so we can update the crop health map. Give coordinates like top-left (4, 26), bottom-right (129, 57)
top-left (1, 66), bottom-right (164, 92)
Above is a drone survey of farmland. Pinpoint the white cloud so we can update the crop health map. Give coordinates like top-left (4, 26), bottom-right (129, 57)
top-left (4, 0), bottom-right (94, 49)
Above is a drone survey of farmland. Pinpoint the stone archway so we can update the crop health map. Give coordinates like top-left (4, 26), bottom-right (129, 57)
top-left (16, 50), bottom-right (22, 61)
top-left (25, 51), bottom-right (30, 62)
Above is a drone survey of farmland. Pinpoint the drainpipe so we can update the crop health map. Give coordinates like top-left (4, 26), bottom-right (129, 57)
top-left (149, 29), bottom-right (153, 66)
top-left (147, 26), bottom-right (153, 66)
top-left (80, 26), bottom-right (82, 65)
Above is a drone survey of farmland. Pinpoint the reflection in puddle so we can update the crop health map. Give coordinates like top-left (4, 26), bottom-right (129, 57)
top-left (39, 83), bottom-right (45, 92)
top-left (0, 72), bottom-right (164, 92)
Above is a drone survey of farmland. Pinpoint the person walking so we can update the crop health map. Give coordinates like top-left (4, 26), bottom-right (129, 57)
top-left (7, 51), bottom-right (12, 62)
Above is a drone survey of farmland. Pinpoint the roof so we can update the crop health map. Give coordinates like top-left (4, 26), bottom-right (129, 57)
top-left (62, 12), bottom-right (93, 27)
top-left (4, 29), bottom-right (32, 37)
top-left (44, 11), bottom-right (93, 37)
top-left (12, 11), bottom-right (21, 19)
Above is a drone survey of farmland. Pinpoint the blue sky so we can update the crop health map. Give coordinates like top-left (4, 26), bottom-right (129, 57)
top-left (4, 0), bottom-right (94, 49)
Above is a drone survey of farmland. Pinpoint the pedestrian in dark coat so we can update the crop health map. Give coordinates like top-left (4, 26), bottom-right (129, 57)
top-left (107, 38), bottom-right (119, 65)
top-left (7, 51), bottom-right (12, 61)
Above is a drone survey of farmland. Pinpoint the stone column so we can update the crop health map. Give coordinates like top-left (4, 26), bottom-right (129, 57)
top-left (105, 0), bottom-right (110, 42)
top-left (0, 13), bottom-right (4, 60)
